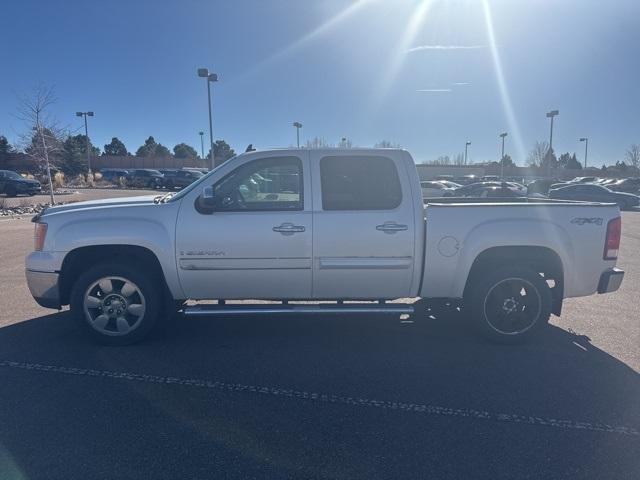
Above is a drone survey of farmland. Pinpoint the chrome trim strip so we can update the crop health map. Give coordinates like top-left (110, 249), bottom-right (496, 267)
top-left (183, 304), bottom-right (414, 317)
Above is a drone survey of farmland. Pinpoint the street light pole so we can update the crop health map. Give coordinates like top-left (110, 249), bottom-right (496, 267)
top-left (198, 68), bottom-right (218, 170)
top-left (464, 141), bottom-right (471, 165)
top-left (198, 131), bottom-right (205, 160)
top-left (545, 110), bottom-right (559, 177)
top-left (293, 122), bottom-right (302, 147)
top-left (546, 110), bottom-right (559, 151)
top-left (579, 137), bottom-right (588, 169)
top-left (75, 111), bottom-right (94, 173)
top-left (499, 132), bottom-right (508, 179)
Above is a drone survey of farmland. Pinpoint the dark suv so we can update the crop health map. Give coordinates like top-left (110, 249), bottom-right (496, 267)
top-left (127, 169), bottom-right (164, 189)
top-left (100, 169), bottom-right (129, 183)
top-left (163, 169), bottom-right (203, 189)
top-left (0, 170), bottom-right (42, 197)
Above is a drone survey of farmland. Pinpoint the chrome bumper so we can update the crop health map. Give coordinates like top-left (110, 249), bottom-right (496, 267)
top-left (597, 267), bottom-right (625, 294)
top-left (25, 269), bottom-right (61, 309)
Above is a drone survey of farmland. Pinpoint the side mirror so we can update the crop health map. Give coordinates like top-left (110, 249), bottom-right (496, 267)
top-left (201, 186), bottom-right (216, 208)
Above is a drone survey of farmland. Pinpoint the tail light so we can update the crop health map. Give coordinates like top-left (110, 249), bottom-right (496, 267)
top-left (603, 217), bottom-right (621, 260)
top-left (34, 223), bottom-right (48, 251)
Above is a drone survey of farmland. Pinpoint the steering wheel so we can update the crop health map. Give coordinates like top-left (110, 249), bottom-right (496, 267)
top-left (220, 188), bottom-right (247, 209)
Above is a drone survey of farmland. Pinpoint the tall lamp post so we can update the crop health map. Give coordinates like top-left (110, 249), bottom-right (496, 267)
top-left (464, 141), bottom-right (471, 165)
top-left (579, 137), bottom-right (589, 169)
top-left (545, 110), bottom-right (559, 177)
top-left (546, 110), bottom-right (559, 151)
top-left (197, 68), bottom-right (218, 169)
top-left (198, 131), bottom-right (205, 160)
top-left (293, 122), bottom-right (302, 147)
top-left (499, 132), bottom-right (508, 179)
top-left (75, 111), bottom-right (94, 173)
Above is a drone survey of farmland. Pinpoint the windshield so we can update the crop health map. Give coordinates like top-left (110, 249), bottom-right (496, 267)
top-left (2, 171), bottom-right (22, 180)
top-left (166, 158), bottom-right (244, 202)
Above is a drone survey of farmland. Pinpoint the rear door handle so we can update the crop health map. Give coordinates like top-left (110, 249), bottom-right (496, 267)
top-left (273, 223), bottom-right (306, 236)
top-left (376, 222), bottom-right (409, 234)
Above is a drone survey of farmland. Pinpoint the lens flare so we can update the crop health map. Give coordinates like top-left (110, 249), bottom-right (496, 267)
top-left (238, 0), bottom-right (372, 81)
top-left (482, 0), bottom-right (526, 163)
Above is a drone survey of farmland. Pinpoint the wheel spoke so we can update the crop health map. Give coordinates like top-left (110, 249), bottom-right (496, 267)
top-left (127, 303), bottom-right (144, 317)
top-left (116, 317), bottom-right (130, 334)
top-left (93, 314), bottom-right (109, 330)
top-left (120, 282), bottom-right (137, 298)
top-left (85, 296), bottom-right (101, 309)
top-left (98, 279), bottom-right (113, 294)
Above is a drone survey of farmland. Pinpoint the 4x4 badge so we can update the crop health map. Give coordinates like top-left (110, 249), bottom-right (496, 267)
top-left (571, 217), bottom-right (603, 226)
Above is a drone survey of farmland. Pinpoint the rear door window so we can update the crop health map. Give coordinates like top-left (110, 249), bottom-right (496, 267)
top-left (320, 156), bottom-right (402, 210)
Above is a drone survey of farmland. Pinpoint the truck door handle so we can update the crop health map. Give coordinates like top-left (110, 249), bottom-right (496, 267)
top-left (376, 222), bottom-right (408, 234)
top-left (273, 223), bottom-right (306, 235)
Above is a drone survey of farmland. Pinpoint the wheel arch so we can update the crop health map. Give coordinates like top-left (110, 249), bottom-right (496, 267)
top-left (463, 246), bottom-right (565, 316)
top-left (59, 245), bottom-right (170, 306)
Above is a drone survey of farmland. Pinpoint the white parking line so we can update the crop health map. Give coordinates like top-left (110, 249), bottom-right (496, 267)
top-left (1, 359), bottom-right (637, 437)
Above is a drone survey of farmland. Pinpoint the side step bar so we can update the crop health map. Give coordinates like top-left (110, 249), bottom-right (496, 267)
top-left (183, 303), bottom-right (414, 317)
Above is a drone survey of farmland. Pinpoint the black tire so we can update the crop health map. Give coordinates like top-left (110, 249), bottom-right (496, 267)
top-left (166, 180), bottom-right (174, 190)
top-left (28, 192), bottom-right (36, 196)
top-left (70, 263), bottom-right (162, 345)
top-left (465, 265), bottom-right (551, 344)
top-left (6, 185), bottom-right (17, 197)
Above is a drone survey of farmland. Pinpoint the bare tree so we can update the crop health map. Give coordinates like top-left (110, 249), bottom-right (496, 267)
top-left (337, 137), bottom-right (353, 148)
top-left (305, 136), bottom-right (331, 149)
top-left (625, 144), bottom-right (640, 169)
top-left (422, 155), bottom-right (451, 166)
top-left (526, 141), bottom-right (550, 167)
top-left (453, 153), bottom-right (465, 166)
top-left (374, 140), bottom-right (401, 148)
top-left (16, 85), bottom-right (66, 203)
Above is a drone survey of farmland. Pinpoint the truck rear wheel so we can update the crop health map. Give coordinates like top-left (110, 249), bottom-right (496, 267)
top-left (466, 266), bottom-right (551, 344)
top-left (70, 263), bottom-right (161, 345)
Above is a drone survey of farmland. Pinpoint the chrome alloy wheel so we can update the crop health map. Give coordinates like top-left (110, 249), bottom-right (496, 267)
top-left (83, 276), bottom-right (146, 336)
top-left (482, 277), bottom-right (542, 336)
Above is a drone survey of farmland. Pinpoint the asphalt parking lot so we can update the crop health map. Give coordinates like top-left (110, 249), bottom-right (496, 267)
top-left (0, 199), bottom-right (638, 479)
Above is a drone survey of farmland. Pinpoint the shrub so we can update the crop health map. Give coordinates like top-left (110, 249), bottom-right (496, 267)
top-left (53, 172), bottom-right (65, 189)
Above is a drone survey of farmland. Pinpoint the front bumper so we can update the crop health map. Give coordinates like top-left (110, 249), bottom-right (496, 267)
top-left (25, 269), bottom-right (61, 309)
top-left (597, 267), bottom-right (625, 294)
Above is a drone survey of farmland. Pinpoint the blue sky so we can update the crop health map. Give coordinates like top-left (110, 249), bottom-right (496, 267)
top-left (1, 0), bottom-right (638, 166)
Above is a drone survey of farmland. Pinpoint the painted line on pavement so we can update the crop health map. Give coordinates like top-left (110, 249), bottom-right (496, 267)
top-left (0, 359), bottom-right (637, 437)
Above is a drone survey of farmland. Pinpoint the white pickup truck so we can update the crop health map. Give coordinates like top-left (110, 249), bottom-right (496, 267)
top-left (26, 148), bottom-right (625, 345)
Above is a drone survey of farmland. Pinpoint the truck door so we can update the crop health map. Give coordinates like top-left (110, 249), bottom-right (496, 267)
top-left (175, 153), bottom-right (312, 300)
top-left (310, 152), bottom-right (416, 299)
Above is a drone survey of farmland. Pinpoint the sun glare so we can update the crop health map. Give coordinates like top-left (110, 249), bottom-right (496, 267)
top-left (482, 0), bottom-right (526, 162)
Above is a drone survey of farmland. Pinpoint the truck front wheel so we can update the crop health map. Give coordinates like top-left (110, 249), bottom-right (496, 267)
top-left (466, 266), bottom-right (551, 344)
top-left (70, 263), bottom-right (161, 345)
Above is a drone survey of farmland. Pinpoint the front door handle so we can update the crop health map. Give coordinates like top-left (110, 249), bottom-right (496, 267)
top-left (273, 223), bottom-right (306, 236)
top-left (376, 222), bottom-right (408, 234)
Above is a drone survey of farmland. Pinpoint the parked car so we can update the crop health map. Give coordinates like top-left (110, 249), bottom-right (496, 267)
top-left (163, 169), bottom-right (204, 190)
top-left (127, 169), bottom-right (164, 189)
top-left (0, 169), bottom-right (42, 197)
top-left (420, 181), bottom-right (455, 197)
top-left (549, 183), bottom-right (640, 210)
top-left (434, 180), bottom-right (462, 189)
top-left (527, 179), bottom-right (560, 195)
top-left (608, 178), bottom-right (640, 194)
top-left (27, 148), bottom-right (625, 346)
top-left (454, 181), bottom-right (523, 197)
top-left (568, 176), bottom-right (598, 184)
top-left (100, 169), bottom-right (129, 183)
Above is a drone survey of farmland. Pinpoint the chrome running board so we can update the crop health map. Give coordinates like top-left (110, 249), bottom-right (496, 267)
top-left (183, 303), bottom-right (414, 317)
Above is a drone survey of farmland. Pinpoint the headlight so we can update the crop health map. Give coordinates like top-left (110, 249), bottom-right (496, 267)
top-left (34, 223), bottom-right (48, 251)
